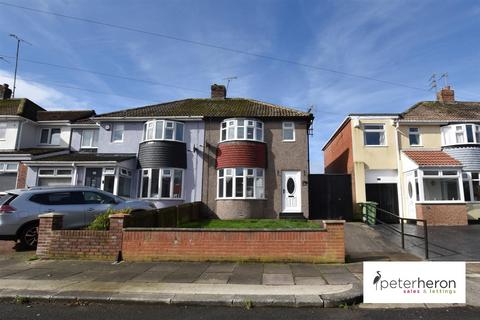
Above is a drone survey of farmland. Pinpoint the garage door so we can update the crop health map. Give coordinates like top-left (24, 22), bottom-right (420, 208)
top-left (366, 183), bottom-right (399, 223)
top-left (37, 177), bottom-right (72, 186)
top-left (0, 173), bottom-right (17, 191)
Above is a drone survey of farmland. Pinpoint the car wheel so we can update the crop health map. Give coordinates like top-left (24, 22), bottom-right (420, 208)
top-left (18, 222), bottom-right (39, 250)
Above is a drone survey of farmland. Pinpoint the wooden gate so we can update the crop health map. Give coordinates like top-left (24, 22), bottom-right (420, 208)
top-left (308, 174), bottom-right (353, 220)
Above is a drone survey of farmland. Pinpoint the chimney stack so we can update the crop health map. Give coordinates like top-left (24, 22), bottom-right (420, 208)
top-left (211, 84), bottom-right (226, 99)
top-left (436, 86), bottom-right (455, 103)
top-left (0, 83), bottom-right (12, 100)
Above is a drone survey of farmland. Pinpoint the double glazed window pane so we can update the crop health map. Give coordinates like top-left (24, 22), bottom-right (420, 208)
top-left (175, 123), bottom-right (184, 141)
top-left (161, 174), bottom-right (171, 198)
top-left (151, 169), bottom-right (159, 197)
top-left (173, 170), bottom-right (182, 198)
top-left (155, 121), bottom-right (163, 139)
top-left (40, 129), bottom-right (49, 143)
top-left (423, 178), bottom-right (459, 201)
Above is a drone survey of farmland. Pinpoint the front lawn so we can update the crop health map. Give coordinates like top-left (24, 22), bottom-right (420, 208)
top-left (179, 219), bottom-right (321, 229)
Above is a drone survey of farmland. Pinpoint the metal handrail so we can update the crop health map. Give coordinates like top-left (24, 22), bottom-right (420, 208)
top-left (359, 203), bottom-right (429, 259)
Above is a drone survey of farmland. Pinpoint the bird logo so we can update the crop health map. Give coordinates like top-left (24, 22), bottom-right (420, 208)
top-left (373, 271), bottom-right (382, 286)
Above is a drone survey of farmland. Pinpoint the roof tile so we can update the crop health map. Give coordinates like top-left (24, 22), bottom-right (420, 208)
top-left (401, 101), bottom-right (480, 121)
top-left (403, 150), bottom-right (462, 167)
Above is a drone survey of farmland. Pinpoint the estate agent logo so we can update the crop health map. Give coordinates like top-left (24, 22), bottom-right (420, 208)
top-left (364, 262), bottom-right (465, 304)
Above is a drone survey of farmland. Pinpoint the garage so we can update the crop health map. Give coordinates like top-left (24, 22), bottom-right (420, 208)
top-left (365, 170), bottom-right (400, 223)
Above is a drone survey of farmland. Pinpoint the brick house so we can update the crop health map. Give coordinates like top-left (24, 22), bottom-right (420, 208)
top-left (323, 86), bottom-right (480, 225)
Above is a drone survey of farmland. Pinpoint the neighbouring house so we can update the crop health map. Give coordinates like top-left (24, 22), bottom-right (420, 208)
top-left (13, 84), bottom-right (313, 219)
top-left (323, 85), bottom-right (480, 225)
top-left (0, 83), bottom-right (94, 193)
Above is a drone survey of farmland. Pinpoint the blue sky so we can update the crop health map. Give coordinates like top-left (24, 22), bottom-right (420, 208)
top-left (1, 0), bottom-right (480, 172)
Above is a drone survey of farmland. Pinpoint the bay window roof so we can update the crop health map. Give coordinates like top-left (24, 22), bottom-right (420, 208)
top-left (403, 150), bottom-right (462, 167)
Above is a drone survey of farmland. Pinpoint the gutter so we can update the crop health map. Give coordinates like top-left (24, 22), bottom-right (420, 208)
top-left (93, 116), bottom-right (204, 121)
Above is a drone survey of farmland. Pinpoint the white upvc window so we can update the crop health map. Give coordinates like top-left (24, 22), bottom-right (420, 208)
top-left (282, 122), bottom-right (295, 141)
top-left (0, 162), bottom-right (18, 172)
top-left (462, 172), bottom-right (480, 202)
top-left (140, 168), bottom-right (183, 199)
top-left (0, 122), bottom-right (6, 140)
top-left (217, 168), bottom-right (265, 199)
top-left (80, 129), bottom-right (99, 148)
top-left (363, 124), bottom-right (385, 146)
top-left (220, 118), bottom-right (264, 142)
top-left (408, 127), bottom-right (421, 146)
top-left (40, 128), bottom-right (61, 145)
top-left (442, 124), bottom-right (480, 146)
top-left (37, 168), bottom-right (73, 186)
top-left (111, 123), bottom-right (124, 142)
top-left (143, 120), bottom-right (184, 142)
top-left (415, 169), bottom-right (463, 202)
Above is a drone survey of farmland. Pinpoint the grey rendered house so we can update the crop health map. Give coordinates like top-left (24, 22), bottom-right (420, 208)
top-left (0, 84), bottom-right (94, 193)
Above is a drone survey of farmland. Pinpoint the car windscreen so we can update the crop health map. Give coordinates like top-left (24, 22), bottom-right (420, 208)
top-left (0, 193), bottom-right (16, 205)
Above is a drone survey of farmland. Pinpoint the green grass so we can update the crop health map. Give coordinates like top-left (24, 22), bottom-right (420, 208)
top-left (179, 219), bottom-right (321, 229)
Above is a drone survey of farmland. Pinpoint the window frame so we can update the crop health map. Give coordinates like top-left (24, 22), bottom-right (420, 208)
top-left (111, 123), bottom-right (124, 143)
top-left (37, 168), bottom-right (73, 186)
top-left (220, 118), bottom-right (264, 143)
top-left (80, 129), bottom-right (99, 149)
top-left (363, 124), bottom-right (386, 146)
top-left (217, 168), bottom-right (265, 199)
top-left (0, 122), bottom-right (6, 140)
top-left (39, 128), bottom-right (62, 145)
top-left (414, 168), bottom-right (464, 203)
top-left (142, 120), bottom-right (185, 143)
top-left (139, 168), bottom-right (184, 199)
top-left (282, 121), bottom-right (295, 142)
top-left (408, 127), bottom-right (421, 146)
top-left (442, 124), bottom-right (480, 146)
top-left (462, 172), bottom-right (480, 202)
top-left (0, 162), bottom-right (19, 172)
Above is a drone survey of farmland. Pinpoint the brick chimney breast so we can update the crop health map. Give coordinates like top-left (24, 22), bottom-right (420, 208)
top-left (211, 84), bottom-right (226, 99)
top-left (0, 83), bottom-right (12, 100)
top-left (436, 86), bottom-right (455, 103)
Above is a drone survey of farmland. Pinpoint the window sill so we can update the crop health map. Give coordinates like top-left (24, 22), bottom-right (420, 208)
top-left (216, 197), bottom-right (267, 201)
top-left (416, 201), bottom-right (465, 204)
top-left (282, 140), bottom-right (296, 143)
top-left (111, 141), bottom-right (124, 144)
top-left (140, 198), bottom-right (184, 201)
top-left (142, 139), bottom-right (186, 144)
top-left (219, 139), bottom-right (265, 144)
top-left (364, 145), bottom-right (388, 148)
top-left (409, 145), bottom-right (423, 147)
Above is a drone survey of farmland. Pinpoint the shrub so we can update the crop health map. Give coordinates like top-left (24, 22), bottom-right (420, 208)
top-left (88, 208), bottom-right (132, 230)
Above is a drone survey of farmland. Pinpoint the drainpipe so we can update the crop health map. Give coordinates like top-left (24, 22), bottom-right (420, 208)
top-left (394, 120), bottom-right (404, 217)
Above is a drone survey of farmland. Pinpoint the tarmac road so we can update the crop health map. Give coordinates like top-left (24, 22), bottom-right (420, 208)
top-left (0, 302), bottom-right (478, 320)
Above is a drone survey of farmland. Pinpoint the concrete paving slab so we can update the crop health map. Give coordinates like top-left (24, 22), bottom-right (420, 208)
top-left (467, 278), bottom-right (480, 307)
top-left (195, 272), bottom-right (231, 284)
top-left (129, 271), bottom-right (168, 283)
top-left (0, 269), bottom-right (24, 278)
top-left (316, 265), bottom-right (348, 273)
top-left (172, 294), bottom-right (235, 306)
top-left (62, 270), bottom-right (111, 282)
top-left (294, 276), bottom-right (327, 285)
top-left (290, 264), bottom-right (322, 277)
top-left (229, 263), bottom-right (264, 284)
top-left (2, 268), bottom-right (51, 280)
top-left (147, 262), bottom-right (182, 272)
top-left (345, 263), bottom-right (363, 273)
top-left (322, 273), bottom-right (360, 285)
top-left (31, 270), bottom-right (83, 280)
top-left (467, 263), bottom-right (480, 274)
top-left (93, 271), bottom-right (138, 282)
top-left (263, 263), bottom-right (291, 274)
top-left (294, 294), bottom-right (324, 307)
top-left (204, 262), bottom-right (236, 273)
top-left (233, 263), bottom-right (264, 273)
top-left (161, 262), bottom-right (209, 283)
top-left (262, 273), bottom-right (294, 285)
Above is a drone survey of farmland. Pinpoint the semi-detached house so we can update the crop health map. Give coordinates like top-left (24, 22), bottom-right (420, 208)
top-left (3, 84), bottom-right (313, 220)
top-left (323, 86), bottom-right (480, 225)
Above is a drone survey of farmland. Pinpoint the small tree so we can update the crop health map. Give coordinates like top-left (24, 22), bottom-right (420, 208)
top-left (88, 208), bottom-right (132, 230)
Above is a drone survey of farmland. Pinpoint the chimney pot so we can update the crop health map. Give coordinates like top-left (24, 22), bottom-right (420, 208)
top-left (211, 84), bottom-right (226, 99)
top-left (436, 86), bottom-right (455, 103)
top-left (0, 83), bottom-right (12, 100)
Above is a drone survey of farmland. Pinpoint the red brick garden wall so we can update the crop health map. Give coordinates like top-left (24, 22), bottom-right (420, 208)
top-left (36, 213), bottom-right (124, 260)
top-left (37, 214), bottom-right (345, 263)
top-left (122, 221), bottom-right (345, 263)
top-left (416, 203), bottom-right (468, 226)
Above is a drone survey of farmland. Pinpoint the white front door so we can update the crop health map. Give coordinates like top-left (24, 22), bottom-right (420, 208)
top-left (405, 171), bottom-right (417, 219)
top-left (282, 171), bottom-right (301, 213)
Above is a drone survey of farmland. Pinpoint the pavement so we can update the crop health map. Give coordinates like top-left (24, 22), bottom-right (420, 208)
top-left (0, 252), bottom-right (362, 308)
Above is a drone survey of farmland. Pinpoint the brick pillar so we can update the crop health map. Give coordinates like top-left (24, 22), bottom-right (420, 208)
top-left (323, 220), bottom-right (345, 263)
top-left (16, 163), bottom-right (28, 189)
top-left (36, 213), bottom-right (63, 258)
top-left (109, 213), bottom-right (128, 261)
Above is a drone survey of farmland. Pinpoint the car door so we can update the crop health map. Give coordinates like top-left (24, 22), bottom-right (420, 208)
top-left (35, 191), bottom-right (86, 229)
top-left (82, 191), bottom-right (116, 224)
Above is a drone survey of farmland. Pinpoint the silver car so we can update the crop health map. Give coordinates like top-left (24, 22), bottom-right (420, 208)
top-left (0, 186), bottom-right (156, 249)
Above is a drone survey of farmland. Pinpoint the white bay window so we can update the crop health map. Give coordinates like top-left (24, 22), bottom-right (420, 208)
top-left (143, 120), bottom-right (184, 142)
top-left (412, 169), bottom-right (463, 202)
top-left (217, 168), bottom-right (264, 199)
top-left (140, 168), bottom-right (183, 199)
top-left (220, 119), bottom-right (263, 142)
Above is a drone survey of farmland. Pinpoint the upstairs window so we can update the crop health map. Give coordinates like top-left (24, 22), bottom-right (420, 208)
top-left (111, 123), bottom-right (124, 142)
top-left (81, 129), bottom-right (99, 148)
top-left (442, 124), bottom-right (480, 146)
top-left (220, 119), bottom-right (264, 142)
top-left (40, 128), bottom-right (61, 145)
top-left (282, 122), bottom-right (295, 141)
top-left (0, 123), bottom-right (6, 140)
top-left (408, 128), bottom-right (421, 146)
top-left (364, 124), bottom-right (385, 146)
top-left (143, 120), bottom-right (184, 142)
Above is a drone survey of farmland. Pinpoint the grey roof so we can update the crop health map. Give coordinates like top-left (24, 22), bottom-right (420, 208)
top-left (35, 152), bottom-right (136, 162)
top-left (96, 98), bottom-right (312, 119)
top-left (401, 101), bottom-right (480, 121)
top-left (0, 148), bottom-right (67, 156)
